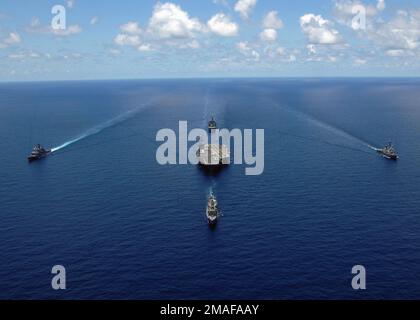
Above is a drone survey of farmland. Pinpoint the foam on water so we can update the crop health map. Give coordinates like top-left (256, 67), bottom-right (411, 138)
top-left (51, 103), bottom-right (150, 152)
top-left (274, 101), bottom-right (376, 150)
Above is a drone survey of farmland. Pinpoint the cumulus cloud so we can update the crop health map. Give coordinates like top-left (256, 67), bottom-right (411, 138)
top-left (120, 21), bottom-right (142, 34)
top-left (148, 2), bottom-right (204, 39)
top-left (377, 0), bottom-right (386, 11)
top-left (178, 39), bottom-right (200, 49)
top-left (213, 0), bottom-right (229, 7)
top-left (108, 48), bottom-right (121, 56)
top-left (334, 1), bottom-right (418, 58)
top-left (259, 11), bottom-right (283, 42)
top-left (114, 3), bottom-right (207, 51)
top-left (300, 14), bottom-right (342, 44)
top-left (369, 10), bottom-right (420, 56)
top-left (260, 28), bottom-right (277, 42)
top-left (138, 43), bottom-right (154, 52)
top-left (8, 53), bottom-right (26, 59)
top-left (67, 0), bottom-right (75, 9)
top-left (386, 49), bottom-right (404, 57)
top-left (354, 58), bottom-right (367, 65)
top-left (114, 34), bottom-right (141, 46)
top-left (7, 51), bottom-right (81, 61)
top-left (0, 32), bottom-right (21, 49)
top-left (333, 0), bottom-right (381, 30)
top-left (52, 24), bottom-right (82, 36)
top-left (207, 13), bottom-right (239, 37)
top-left (26, 18), bottom-right (82, 37)
top-left (90, 16), bottom-right (99, 25)
top-left (234, 0), bottom-right (257, 20)
top-left (3, 32), bottom-right (21, 45)
top-left (236, 41), bottom-right (260, 61)
top-left (114, 21), bottom-right (147, 51)
top-left (262, 11), bottom-right (283, 29)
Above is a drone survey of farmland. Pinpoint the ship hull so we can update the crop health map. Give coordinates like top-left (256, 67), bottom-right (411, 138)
top-left (206, 209), bottom-right (219, 226)
top-left (28, 151), bottom-right (51, 162)
top-left (207, 216), bottom-right (218, 226)
top-left (377, 150), bottom-right (398, 160)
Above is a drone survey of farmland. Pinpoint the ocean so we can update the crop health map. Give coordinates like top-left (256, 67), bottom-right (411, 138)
top-left (0, 78), bottom-right (419, 299)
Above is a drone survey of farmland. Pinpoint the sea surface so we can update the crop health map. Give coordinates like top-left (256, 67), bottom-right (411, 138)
top-left (0, 78), bottom-right (419, 299)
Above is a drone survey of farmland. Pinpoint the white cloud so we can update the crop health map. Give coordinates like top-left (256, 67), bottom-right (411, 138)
top-left (300, 14), bottom-right (342, 44)
top-left (120, 21), bottom-right (142, 34)
top-left (236, 41), bottom-right (260, 61)
top-left (386, 49), bottom-right (405, 57)
top-left (377, 0), bottom-right (386, 11)
top-left (262, 11), bottom-right (283, 29)
top-left (52, 24), bottom-right (82, 36)
top-left (67, 0), bottom-right (75, 9)
top-left (113, 3), bottom-right (206, 51)
top-left (138, 43), bottom-right (154, 52)
top-left (334, 1), bottom-right (418, 58)
top-left (333, 0), bottom-right (379, 29)
top-left (213, 0), bottom-right (229, 7)
top-left (1, 32), bottom-right (21, 48)
top-left (307, 44), bottom-right (317, 54)
top-left (207, 13), bottom-right (239, 37)
top-left (26, 19), bottom-right (82, 37)
top-left (8, 53), bottom-right (26, 59)
top-left (237, 41), bottom-right (251, 54)
top-left (90, 16), bottom-right (99, 25)
top-left (354, 58), bottom-right (367, 65)
top-left (182, 40), bottom-right (200, 49)
top-left (234, 0), bottom-right (257, 20)
top-left (3, 32), bottom-right (21, 45)
top-left (148, 2), bottom-right (204, 39)
top-left (260, 28), bottom-right (277, 42)
top-left (114, 34), bottom-right (141, 46)
top-left (276, 47), bottom-right (285, 55)
top-left (30, 17), bottom-right (41, 28)
top-left (7, 51), bottom-right (68, 61)
top-left (108, 48), bottom-right (121, 56)
top-left (370, 10), bottom-right (420, 54)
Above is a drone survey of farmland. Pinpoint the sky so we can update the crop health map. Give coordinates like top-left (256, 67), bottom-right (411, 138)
top-left (0, 0), bottom-right (419, 81)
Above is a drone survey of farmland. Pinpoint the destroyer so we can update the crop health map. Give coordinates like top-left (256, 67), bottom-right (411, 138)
top-left (28, 144), bottom-right (51, 162)
top-left (377, 143), bottom-right (398, 160)
top-left (208, 117), bottom-right (217, 131)
top-left (206, 193), bottom-right (219, 225)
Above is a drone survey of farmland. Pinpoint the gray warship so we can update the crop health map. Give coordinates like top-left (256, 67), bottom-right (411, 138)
top-left (377, 143), bottom-right (398, 160)
top-left (28, 144), bottom-right (51, 162)
top-left (206, 193), bottom-right (219, 225)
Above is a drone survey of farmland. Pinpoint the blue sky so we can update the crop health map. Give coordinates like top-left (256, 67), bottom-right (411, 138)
top-left (0, 0), bottom-right (419, 81)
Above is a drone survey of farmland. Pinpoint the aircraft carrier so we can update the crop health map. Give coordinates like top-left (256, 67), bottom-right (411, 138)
top-left (197, 144), bottom-right (230, 166)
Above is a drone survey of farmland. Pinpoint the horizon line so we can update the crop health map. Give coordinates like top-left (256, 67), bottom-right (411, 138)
top-left (1, 75), bottom-right (420, 84)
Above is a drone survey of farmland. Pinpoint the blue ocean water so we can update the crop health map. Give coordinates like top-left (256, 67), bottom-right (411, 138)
top-left (0, 78), bottom-right (419, 300)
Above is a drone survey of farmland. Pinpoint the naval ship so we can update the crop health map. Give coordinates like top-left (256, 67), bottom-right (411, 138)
top-left (208, 117), bottom-right (217, 131)
top-left (28, 144), bottom-right (51, 162)
top-left (206, 193), bottom-right (219, 225)
top-left (377, 143), bottom-right (398, 160)
top-left (197, 144), bottom-right (230, 167)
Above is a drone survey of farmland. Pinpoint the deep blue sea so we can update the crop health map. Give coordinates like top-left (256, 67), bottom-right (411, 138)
top-left (0, 78), bottom-right (419, 300)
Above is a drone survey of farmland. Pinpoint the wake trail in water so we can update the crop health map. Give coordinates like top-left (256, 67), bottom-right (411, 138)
top-left (51, 103), bottom-right (150, 153)
top-left (203, 89), bottom-right (210, 126)
top-left (273, 101), bottom-right (377, 150)
top-left (207, 179), bottom-right (217, 197)
top-left (278, 130), bottom-right (374, 155)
